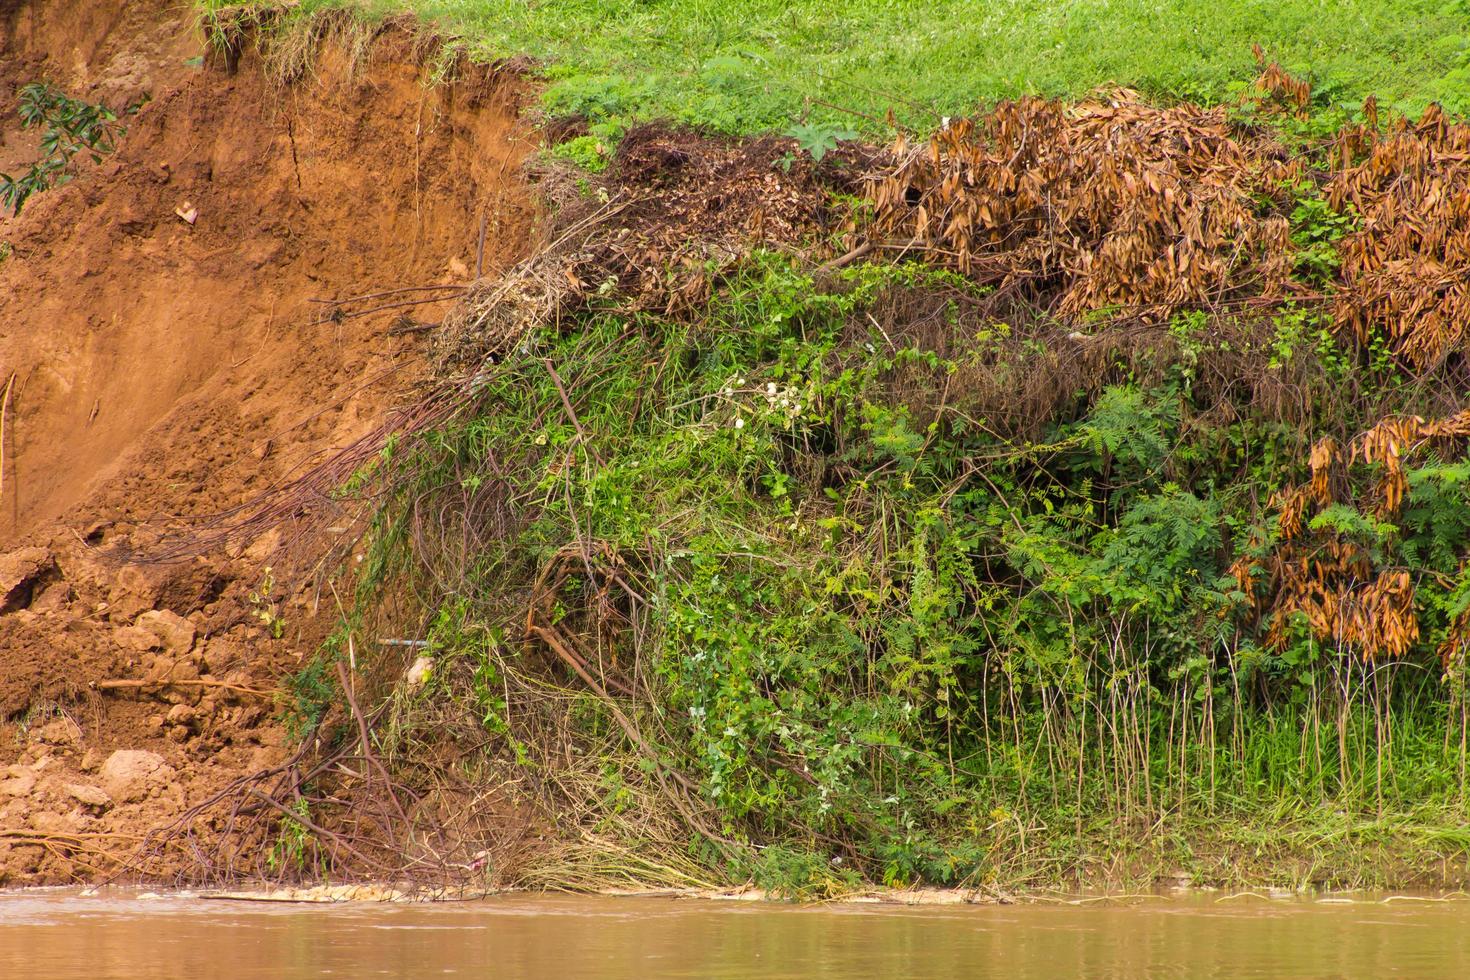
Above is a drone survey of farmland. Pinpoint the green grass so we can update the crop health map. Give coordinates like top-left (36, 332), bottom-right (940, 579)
top-left (211, 0), bottom-right (1470, 133)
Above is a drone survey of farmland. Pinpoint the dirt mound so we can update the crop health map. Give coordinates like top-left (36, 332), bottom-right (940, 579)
top-left (0, 0), bottom-right (533, 884)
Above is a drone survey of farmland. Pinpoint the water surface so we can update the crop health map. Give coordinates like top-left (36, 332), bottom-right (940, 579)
top-left (5, 890), bottom-right (1470, 978)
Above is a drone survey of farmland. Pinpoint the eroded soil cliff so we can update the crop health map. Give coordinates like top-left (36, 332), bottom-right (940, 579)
top-left (0, 0), bottom-right (534, 883)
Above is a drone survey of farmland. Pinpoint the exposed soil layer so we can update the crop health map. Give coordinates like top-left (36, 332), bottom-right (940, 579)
top-left (0, 0), bottom-right (533, 883)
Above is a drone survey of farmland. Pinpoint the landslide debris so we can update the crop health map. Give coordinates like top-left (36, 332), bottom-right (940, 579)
top-left (0, 0), bottom-right (532, 884)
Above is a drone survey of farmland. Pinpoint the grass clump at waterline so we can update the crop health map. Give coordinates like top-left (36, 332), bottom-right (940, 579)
top-left (345, 245), bottom-right (1470, 895)
top-left (200, 0), bottom-right (1470, 135)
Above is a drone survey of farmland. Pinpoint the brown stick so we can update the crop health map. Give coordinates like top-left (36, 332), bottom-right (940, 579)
top-left (0, 372), bottom-right (13, 512)
top-left (244, 789), bottom-right (396, 873)
top-left (333, 660), bottom-right (418, 840)
top-left (307, 284), bottom-right (466, 305)
top-left (312, 294), bottom-right (465, 325)
top-left (94, 678), bottom-right (274, 697)
top-left (476, 210), bottom-right (488, 279)
top-left (814, 241), bottom-right (873, 276)
top-left (541, 359), bottom-right (605, 465)
top-left (530, 623), bottom-right (699, 794)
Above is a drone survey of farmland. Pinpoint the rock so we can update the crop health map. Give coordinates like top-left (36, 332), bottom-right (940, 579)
top-left (99, 750), bottom-right (173, 803)
top-left (141, 652), bottom-right (201, 704)
top-left (0, 772), bottom-right (36, 797)
top-left (202, 639), bottom-right (249, 677)
top-left (406, 656), bottom-right (434, 688)
top-left (30, 809), bottom-right (79, 834)
top-left (114, 625), bottom-right (162, 653)
top-left (64, 783), bottom-right (112, 809)
top-left (79, 749), bottom-right (102, 773)
top-left (0, 548), bottom-right (54, 614)
top-left (35, 719), bottom-right (78, 746)
top-left (106, 586), bottom-right (153, 623)
top-left (166, 703), bottom-right (197, 730)
top-left (135, 610), bottom-right (197, 655)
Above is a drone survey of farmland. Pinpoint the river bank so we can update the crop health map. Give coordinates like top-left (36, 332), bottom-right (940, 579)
top-left (6, 0), bottom-right (1470, 896)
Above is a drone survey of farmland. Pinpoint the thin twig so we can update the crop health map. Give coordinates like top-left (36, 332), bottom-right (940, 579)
top-left (0, 372), bottom-right (13, 511)
top-left (542, 358), bottom-right (605, 465)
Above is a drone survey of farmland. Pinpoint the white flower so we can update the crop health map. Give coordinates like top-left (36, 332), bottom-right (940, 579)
top-left (766, 382), bottom-right (777, 395)
top-left (734, 417), bottom-right (745, 429)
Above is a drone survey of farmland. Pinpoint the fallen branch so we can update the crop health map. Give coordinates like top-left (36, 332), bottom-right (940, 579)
top-left (312, 293), bottom-right (466, 326)
top-left (307, 284), bottom-right (466, 306)
top-left (541, 358), bottom-right (605, 466)
top-left (94, 678), bottom-right (275, 698)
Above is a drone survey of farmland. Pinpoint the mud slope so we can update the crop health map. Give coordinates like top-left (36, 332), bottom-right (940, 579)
top-left (0, 0), bottom-right (534, 883)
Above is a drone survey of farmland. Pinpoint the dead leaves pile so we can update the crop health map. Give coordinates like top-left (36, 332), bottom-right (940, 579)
top-left (867, 91), bottom-right (1299, 319)
top-left (1328, 105), bottom-right (1470, 371)
top-left (866, 65), bottom-right (1470, 381)
top-left (1233, 410), bottom-right (1470, 661)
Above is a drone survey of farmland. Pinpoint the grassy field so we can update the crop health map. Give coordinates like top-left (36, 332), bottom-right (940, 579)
top-left (214, 0), bottom-right (1470, 133)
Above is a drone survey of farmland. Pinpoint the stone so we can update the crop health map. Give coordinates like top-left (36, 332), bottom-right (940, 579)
top-left (35, 719), bottom-right (78, 746)
top-left (0, 547), bottom-right (54, 614)
top-left (98, 750), bottom-right (172, 804)
top-left (0, 772), bottom-right (36, 797)
top-left (114, 625), bottom-right (162, 653)
top-left (64, 783), bottom-right (112, 809)
top-left (29, 809), bottom-right (79, 834)
top-left (135, 609), bottom-right (197, 655)
top-left (166, 703), bottom-right (197, 729)
top-left (79, 749), bottom-right (102, 773)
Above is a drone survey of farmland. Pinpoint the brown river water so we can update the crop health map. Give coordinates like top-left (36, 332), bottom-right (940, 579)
top-left (5, 890), bottom-right (1470, 978)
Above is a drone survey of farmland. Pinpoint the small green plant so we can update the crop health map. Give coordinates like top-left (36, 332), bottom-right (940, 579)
top-left (267, 797), bottom-right (314, 873)
top-left (550, 134), bottom-right (610, 173)
top-left (0, 83), bottom-right (133, 215)
top-left (782, 121), bottom-right (857, 163)
top-left (282, 649), bottom-right (338, 741)
top-left (1287, 189), bottom-right (1356, 286)
top-left (747, 845), bottom-right (862, 900)
top-left (249, 566), bottom-right (286, 639)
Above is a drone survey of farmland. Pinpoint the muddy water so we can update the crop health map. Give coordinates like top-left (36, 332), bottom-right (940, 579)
top-left (5, 892), bottom-right (1470, 978)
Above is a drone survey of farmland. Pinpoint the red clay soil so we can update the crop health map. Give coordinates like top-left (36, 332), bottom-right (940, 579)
top-left (0, 0), bottom-right (534, 883)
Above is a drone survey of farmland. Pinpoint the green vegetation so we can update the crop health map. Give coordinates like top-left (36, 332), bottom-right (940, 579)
top-left (199, 0), bottom-right (1470, 892)
top-left (0, 83), bottom-right (131, 214)
top-left (342, 246), bottom-right (1470, 891)
top-left (205, 0), bottom-right (1470, 133)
